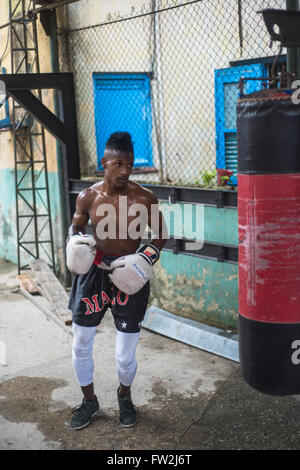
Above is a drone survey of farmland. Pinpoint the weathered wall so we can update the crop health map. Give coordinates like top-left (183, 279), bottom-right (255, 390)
top-left (151, 202), bottom-right (238, 330)
top-left (151, 251), bottom-right (238, 330)
top-left (66, 0), bottom-right (146, 28)
top-left (0, 1), bottom-right (65, 278)
top-left (57, 0), bottom-right (286, 183)
top-left (58, 0), bottom-right (158, 179)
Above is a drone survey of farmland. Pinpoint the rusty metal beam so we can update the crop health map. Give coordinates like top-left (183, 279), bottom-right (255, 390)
top-left (30, 0), bottom-right (81, 15)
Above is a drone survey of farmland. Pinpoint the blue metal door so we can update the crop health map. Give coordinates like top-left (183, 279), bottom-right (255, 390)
top-left (93, 73), bottom-right (153, 170)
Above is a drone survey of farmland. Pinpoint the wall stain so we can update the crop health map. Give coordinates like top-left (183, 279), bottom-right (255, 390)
top-left (150, 259), bottom-right (238, 331)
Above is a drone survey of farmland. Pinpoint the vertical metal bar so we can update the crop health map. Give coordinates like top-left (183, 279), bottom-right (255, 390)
top-left (153, 2), bottom-right (167, 182)
top-left (28, 121), bottom-right (40, 259)
top-left (286, 0), bottom-right (300, 79)
top-left (32, 14), bottom-right (56, 269)
top-left (32, 11), bottom-right (39, 74)
top-left (150, 0), bottom-right (164, 183)
top-left (9, 0), bottom-right (13, 74)
top-left (238, 0), bottom-right (243, 57)
top-left (49, 10), bottom-right (69, 281)
top-left (24, 1), bottom-right (39, 260)
top-left (22, 0), bottom-right (28, 72)
top-left (10, 0), bottom-right (21, 273)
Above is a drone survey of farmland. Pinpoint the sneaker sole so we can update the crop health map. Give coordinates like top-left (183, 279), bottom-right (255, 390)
top-left (71, 409), bottom-right (100, 431)
top-left (119, 403), bottom-right (137, 428)
top-left (120, 418), bottom-right (137, 428)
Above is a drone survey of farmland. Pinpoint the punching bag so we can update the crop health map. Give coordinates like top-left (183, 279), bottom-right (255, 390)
top-left (238, 88), bottom-right (300, 395)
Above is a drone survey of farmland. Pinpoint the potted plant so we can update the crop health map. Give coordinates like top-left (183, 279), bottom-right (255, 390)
top-left (200, 169), bottom-right (217, 188)
top-left (216, 168), bottom-right (233, 187)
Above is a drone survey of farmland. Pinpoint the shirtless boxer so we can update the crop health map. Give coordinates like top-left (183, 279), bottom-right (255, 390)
top-left (67, 132), bottom-right (167, 430)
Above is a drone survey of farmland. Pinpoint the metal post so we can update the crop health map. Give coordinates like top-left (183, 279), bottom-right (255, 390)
top-left (286, 0), bottom-right (300, 79)
top-left (49, 10), bottom-right (71, 285)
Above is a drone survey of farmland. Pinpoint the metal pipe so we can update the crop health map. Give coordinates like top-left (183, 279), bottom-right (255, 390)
top-left (49, 10), bottom-right (71, 286)
top-left (238, 0), bottom-right (243, 56)
top-left (286, 0), bottom-right (300, 79)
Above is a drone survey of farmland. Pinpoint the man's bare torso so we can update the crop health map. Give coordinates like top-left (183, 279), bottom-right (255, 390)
top-left (83, 180), bottom-right (155, 255)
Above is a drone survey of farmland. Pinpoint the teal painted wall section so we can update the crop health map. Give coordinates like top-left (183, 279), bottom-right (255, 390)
top-left (151, 251), bottom-right (238, 331)
top-left (0, 169), bottom-right (16, 261)
top-left (153, 201), bottom-right (239, 331)
top-left (0, 168), bottom-right (64, 275)
top-left (204, 206), bottom-right (238, 245)
top-left (159, 202), bottom-right (238, 245)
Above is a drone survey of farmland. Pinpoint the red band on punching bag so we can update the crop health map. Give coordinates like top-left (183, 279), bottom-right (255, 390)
top-left (239, 173), bottom-right (300, 324)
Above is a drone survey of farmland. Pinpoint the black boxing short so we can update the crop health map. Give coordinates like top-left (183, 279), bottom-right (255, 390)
top-left (68, 250), bottom-right (150, 333)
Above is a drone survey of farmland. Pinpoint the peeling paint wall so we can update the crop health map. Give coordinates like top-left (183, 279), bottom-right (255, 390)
top-left (152, 203), bottom-right (238, 331)
top-left (151, 251), bottom-right (238, 331)
top-left (0, 169), bottom-right (63, 267)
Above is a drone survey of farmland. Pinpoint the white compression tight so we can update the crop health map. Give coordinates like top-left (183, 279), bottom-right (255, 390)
top-left (72, 323), bottom-right (140, 387)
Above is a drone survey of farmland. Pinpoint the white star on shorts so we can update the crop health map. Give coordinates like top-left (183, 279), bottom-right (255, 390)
top-left (138, 322), bottom-right (142, 329)
top-left (121, 321), bottom-right (127, 329)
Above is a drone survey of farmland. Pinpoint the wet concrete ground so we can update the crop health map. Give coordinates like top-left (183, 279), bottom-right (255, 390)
top-left (0, 261), bottom-right (300, 451)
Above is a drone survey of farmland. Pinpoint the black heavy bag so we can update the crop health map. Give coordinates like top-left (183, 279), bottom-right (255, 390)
top-left (238, 88), bottom-right (300, 395)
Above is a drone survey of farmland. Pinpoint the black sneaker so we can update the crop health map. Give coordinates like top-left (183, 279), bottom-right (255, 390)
top-left (117, 389), bottom-right (137, 427)
top-left (70, 397), bottom-right (100, 430)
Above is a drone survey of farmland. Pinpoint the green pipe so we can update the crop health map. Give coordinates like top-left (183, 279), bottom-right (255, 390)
top-left (286, 0), bottom-right (300, 79)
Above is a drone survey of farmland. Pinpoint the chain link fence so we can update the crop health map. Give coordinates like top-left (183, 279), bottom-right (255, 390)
top-left (58, 0), bottom-right (287, 187)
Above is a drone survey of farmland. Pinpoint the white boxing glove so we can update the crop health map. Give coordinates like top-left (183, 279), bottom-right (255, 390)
top-left (66, 234), bottom-right (96, 275)
top-left (108, 244), bottom-right (160, 295)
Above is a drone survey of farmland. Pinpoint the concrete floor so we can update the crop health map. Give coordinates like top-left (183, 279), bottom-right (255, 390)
top-left (0, 261), bottom-right (300, 451)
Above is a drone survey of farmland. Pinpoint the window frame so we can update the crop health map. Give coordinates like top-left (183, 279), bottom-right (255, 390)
top-left (93, 72), bottom-right (154, 171)
top-left (214, 63), bottom-right (268, 185)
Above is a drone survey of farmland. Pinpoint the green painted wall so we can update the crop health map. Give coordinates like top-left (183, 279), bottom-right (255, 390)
top-left (204, 206), bottom-right (238, 246)
top-left (159, 202), bottom-right (238, 245)
top-left (0, 169), bottom-right (16, 261)
top-left (0, 168), bottom-right (65, 276)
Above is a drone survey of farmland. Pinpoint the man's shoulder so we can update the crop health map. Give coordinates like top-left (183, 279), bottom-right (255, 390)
top-left (129, 181), bottom-right (157, 201)
top-left (76, 182), bottom-right (103, 210)
top-left (90, 181), bottom-right (104, 192)
top-left (79, 182), bottom-right (103, 198)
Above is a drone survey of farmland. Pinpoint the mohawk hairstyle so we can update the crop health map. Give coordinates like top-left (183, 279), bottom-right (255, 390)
top-left (105, 132), bottom-right (134, 154)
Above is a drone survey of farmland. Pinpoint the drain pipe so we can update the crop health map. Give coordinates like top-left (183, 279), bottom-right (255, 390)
top-left (47, 10), bottom-right (71, 286)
